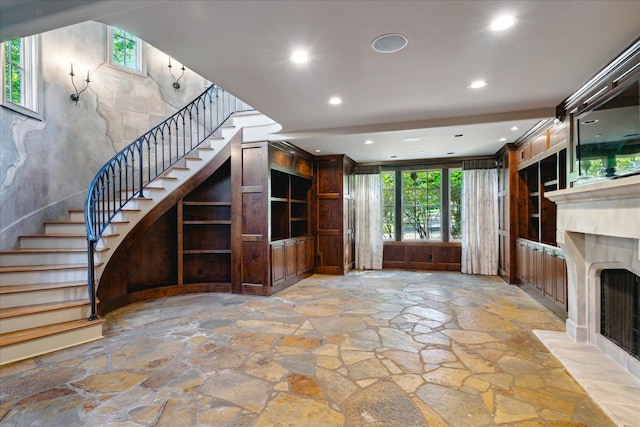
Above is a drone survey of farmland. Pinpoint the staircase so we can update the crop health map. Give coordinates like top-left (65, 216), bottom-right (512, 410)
top-left (0, 111), bottom-right (279, 365)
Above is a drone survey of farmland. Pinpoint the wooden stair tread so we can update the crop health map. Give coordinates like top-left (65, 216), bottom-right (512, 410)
top-left (0, 281), bottom-right (86, 294)
top-left (0, 263), bottom-right (101, 273)
top-left (0, 247), bottom-right (109, 255)
top-left (20, 233), bottom-right (119, 238)
top-left (1, 248), bottom-right (85, 254)
top-left (157, 176), bottom-right (178, 180)
top-left (0, 299), bottom-right (90, 319)
top-left (0, 318), bottom-right (105, 347)
top-left (198, 147), bottom-right (214, 151)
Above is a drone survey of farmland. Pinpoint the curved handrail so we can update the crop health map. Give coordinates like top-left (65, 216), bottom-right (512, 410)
top-left (84, 84), bottom-right (252, 319)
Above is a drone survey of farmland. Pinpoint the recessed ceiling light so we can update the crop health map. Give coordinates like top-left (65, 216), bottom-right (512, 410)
top-left (364, 140), bottom-right (374, 145)
top-left (454, 134), bottom-right (464, 138)
top-left (510, 126), bottom-right (519, 131)
top-left (490, 15), bottom-right (518, 32)
top-left (372, 33), bottom-right (408, 53)
top-left (594, 134), bottom-right (602, 138)
top-left (419, 150), bottom-right (424, 153)
top-left (315, 149), bottom-right (321, 153)
top-left (499, 137), bottom-right (507, 142)
top-left (403, 137), bottom-right (420, 142)
top-left (290, 50), bottom-right (309, 64)
top-left (390, 155), bottom-right (398, 159)
top-left (328, 97), bottom-right (342, 105)
top-left (582, 119), bottom-right (598, 124)
top-left (447, 152), bottom-right (455, 155)
top-left (469, 80), bottom-right (489, 89)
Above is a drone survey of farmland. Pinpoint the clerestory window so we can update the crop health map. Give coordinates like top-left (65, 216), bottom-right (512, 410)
top-left (2, 35), bottom-right (41, 119)
top-left (108, 26), bottom-right (144, 74)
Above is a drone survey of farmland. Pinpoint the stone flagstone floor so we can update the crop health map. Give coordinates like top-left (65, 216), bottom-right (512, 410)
top-left (0, 271), bottom-right (621, 426)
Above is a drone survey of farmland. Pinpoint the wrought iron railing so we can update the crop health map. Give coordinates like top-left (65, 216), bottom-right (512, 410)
top-left (84, 84), bottom-right (252, 320)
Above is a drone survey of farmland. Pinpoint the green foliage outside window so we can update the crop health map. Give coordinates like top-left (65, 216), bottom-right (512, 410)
top-left (4, 39), bottom-right (23, 104)
top-left (449, 169), bottom-right (462, 240)
top-left (382, 172), bottom-right (395, 240)
top-left (402, 170), bottom-right (441, 240)
top-left (112, 28), bottom-right (138, 70)
top-left (581, 156), bottom-right (640, 177)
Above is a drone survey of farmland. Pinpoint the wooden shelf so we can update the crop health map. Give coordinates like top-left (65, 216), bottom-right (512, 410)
top-left (183, 201), bottom-right (231, 206)
top-left (183, 220), bottom-right (231, 225)
top-left (529, 192), bottom-right (540, 197)
top-left (271, 197), bottom-right (288, 203)
top-left (183, 249), bottom-right (231, 254)
top-left (543, 179), bottom-right (558, 187)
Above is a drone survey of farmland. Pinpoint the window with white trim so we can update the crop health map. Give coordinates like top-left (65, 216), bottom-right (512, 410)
top-left (2, 35), bottom-right (41, 118)
top-left (108, 26), bottom-right (144, 74)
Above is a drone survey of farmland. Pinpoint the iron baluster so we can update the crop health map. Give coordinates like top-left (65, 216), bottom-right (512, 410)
top-left (85, 85), bottom-right (252, 321)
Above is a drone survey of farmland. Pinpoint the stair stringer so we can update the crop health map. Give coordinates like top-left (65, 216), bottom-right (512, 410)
top-left (92, 113), bottom-right (280, 302)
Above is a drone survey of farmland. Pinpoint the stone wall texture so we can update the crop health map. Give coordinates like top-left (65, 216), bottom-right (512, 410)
top-left (0, 21), bottom-right (208, 249)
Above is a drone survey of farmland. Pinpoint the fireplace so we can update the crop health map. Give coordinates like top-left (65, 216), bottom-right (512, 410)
top-left (601, 269), bottom-right (639, 360)
top-left (545, 175), bottom-right (640, 380)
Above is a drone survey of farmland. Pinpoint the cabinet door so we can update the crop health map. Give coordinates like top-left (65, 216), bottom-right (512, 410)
top-left (306, 236), bottom-right (315, 271)
top-left (285, 240), bottom-right (297, 281)
top-left (296, 239), bottom-right (307, 274)
top-left (271, 243), bottom-right (285, 286)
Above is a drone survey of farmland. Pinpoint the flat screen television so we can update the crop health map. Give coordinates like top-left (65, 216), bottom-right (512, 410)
top-left (575, 78), bottom-right (640, 183)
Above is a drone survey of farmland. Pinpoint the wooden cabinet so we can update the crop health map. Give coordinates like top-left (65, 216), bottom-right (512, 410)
top-left (315, 155), bottom-right (355, 275)
top-left (232, 139), bottom-right (315, 295)
top-left (516, 239), bottom-right (567, 319)
top-left (509, 121), bottom-right (569, 318)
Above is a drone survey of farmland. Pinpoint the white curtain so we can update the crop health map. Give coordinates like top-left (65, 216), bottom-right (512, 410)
top-left (461, 165), bottom-right (499, 275)
top-left (355, 173), bottom-right (383, 270)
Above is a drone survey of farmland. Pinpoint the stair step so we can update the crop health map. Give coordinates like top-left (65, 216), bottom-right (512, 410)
top-left (0, 298), bottom-right (88, 319)
top-left (0, 318), bottom-right (105, 365)
top-left (0, 263), bottom-right (101, 286)
top-left (45, 220), bottom-right (128, 235)
top-left (157, 176), bottom-right (178, 180)
top-left (0, 282), bottom-right (88, 309)
top-left (0, 248), bottom-right (98, 266)
top-left (0, 263), bottom-right (88, 273)
top-left (0, 299), bottom-right (92, 333)
top-left (19, 233), bottom-right (118, 249)
top-left (0, 281), bottom-right (86, 294)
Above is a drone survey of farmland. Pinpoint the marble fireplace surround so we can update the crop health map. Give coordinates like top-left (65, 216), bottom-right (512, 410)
top-left (536, 175), bottom-right (640, 426)
top-left (545, 175), bottom-right (640, 379)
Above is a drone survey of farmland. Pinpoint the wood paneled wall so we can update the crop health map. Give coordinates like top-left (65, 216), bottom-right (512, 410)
top-left (383, 241), bottom-right (461, 271)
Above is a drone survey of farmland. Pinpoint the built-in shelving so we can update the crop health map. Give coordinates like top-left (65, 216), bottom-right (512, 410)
top-left (270, 170), bottom-right (311, 241)
top-left (179, 160), bottom-right (232, 286)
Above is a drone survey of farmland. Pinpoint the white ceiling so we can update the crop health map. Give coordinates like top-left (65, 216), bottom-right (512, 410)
top-left (2, 0), bottom-right (639, 162)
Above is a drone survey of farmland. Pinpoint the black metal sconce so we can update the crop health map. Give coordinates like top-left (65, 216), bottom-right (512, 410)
top-left (168, 57), bottom-right (185, 90)
top-left (70, 63), bottom-right (90, 106)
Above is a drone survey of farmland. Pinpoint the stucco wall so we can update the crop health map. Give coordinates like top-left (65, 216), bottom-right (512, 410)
top-left (0, 21), bottom-right (208, 250)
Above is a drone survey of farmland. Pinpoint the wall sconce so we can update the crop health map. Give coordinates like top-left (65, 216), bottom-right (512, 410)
top-left (70, 63), bottom-right (90, 106)
top-left (168, 57), bottom-right (185, 90)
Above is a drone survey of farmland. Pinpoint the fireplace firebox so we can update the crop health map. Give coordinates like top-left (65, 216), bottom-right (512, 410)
top-left (601, 269), bottom-right (639, 360)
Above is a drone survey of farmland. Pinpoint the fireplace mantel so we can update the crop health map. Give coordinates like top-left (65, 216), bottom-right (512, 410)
top-left (546, 175), bottom-right (640, 241)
